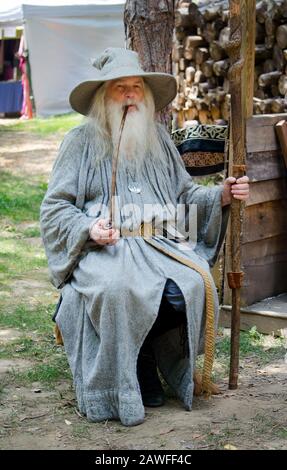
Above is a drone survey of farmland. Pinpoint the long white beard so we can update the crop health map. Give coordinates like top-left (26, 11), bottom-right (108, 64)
top-left (106, 99), bottom-right (150, 171)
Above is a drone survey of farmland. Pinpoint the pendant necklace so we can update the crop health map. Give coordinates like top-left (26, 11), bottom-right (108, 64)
top-left (127, 168), bottom-right (142, 194)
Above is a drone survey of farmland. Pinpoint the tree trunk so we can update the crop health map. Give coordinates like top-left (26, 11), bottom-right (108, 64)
top-left (124, 0), bottom-right (175, 129)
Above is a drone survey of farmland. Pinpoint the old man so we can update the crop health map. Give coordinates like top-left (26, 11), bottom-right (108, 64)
top-left (40, 48), bottom-right (249, 427)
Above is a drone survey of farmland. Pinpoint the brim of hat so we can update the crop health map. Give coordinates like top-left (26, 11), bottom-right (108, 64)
top-left (69, 68), bottom-right (177, 115)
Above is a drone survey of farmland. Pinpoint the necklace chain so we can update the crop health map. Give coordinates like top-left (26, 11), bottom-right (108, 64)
top-left (126, 168), bottom-right (141, 194)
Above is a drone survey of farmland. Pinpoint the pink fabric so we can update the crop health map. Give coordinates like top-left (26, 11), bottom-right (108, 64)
top-left (18, 35), bottom-right (33, 119)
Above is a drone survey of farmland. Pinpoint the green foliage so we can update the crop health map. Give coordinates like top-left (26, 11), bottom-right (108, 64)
top-left (248, 325), bottom-right (262, 341)
top-left (193, 173), bottom-right (225, 187)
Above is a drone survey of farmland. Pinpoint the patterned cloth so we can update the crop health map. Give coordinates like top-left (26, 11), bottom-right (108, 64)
top-left (172, 124), bottom-right (228, 176)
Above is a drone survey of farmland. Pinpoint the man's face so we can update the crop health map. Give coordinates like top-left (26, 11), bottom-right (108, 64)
top-left (105, 76), bottom-right (144, 113)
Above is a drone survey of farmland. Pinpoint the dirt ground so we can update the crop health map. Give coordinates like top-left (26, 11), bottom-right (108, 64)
top-left (0, 123), bottom-right (287, 451)
top-left (0, 126), bottom-right (59, 178)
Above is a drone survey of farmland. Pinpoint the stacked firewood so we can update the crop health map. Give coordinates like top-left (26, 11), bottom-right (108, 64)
top-left (173, 0), bottom-right (287, 129)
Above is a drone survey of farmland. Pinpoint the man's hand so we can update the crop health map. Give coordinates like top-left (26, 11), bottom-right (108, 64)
top-left (89, 218), bottom-right (120, 246)
top-left (221, 176), bottom-right (250, 207)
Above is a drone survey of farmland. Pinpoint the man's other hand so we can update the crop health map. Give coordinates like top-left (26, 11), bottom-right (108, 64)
top-left (89, 218), bottom-right (120, 245)
top-left (221, 176), bottom-right (250, 207)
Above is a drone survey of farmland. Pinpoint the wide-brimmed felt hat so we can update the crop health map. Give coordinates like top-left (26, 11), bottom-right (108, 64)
top-left (69, 47), bottom-right (177, 115)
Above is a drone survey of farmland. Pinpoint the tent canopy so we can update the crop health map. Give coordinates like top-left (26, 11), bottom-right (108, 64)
top-left (0, 1), bottom-right (125, 24)
top-left (0, 1), bottom-right (125, 116)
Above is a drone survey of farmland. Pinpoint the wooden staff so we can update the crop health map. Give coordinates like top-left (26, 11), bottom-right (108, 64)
top-left (226, 0), bottom-right (246, 390)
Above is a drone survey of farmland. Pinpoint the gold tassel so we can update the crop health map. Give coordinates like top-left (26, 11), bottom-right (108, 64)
top-left (143, 238), bottom-right (217, 399)
top-left (193, 369), bottom-right (221, 397)
top-left (54, 324), bottom-right (64, 345)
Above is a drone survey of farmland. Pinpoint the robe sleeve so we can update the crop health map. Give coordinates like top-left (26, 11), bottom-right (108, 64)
top-left (159, 125), bottom-right (229, 266)
top-left (178, 174), bottom-right (229, 267)
top-left (40, 126), bottom-right (97, 289)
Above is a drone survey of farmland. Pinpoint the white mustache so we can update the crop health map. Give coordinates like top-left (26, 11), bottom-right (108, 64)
top-left (122, 99), bottom-right (138, 111)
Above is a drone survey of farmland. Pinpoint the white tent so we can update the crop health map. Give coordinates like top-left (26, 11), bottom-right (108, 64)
top-left (0, 1), bottom-right (125, 116)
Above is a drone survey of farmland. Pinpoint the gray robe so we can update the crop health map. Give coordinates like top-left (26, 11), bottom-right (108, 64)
top-left (40, 122), bottom-right (228, 426)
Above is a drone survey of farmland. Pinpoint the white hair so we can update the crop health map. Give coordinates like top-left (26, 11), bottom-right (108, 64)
top-left (87, 81), bottom-right (167, 171)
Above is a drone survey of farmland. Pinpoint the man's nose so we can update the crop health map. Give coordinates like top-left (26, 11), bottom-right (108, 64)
top-left (124, 88), bottom-right (135, 100)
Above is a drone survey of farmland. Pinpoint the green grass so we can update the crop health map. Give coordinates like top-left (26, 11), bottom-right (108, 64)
top-left (277, 428), bottom-right (287, 439)
top-left (194, 326), bottom-right (286, 382)
top-left (0, 127), bottom-right (74, 390)
top-left (0, 303), bottom-right (72, 387)
top-left (201, 420), bottom-right (239, 449)
top-left (0, 336), bottom-right (45, 359)
top-left (214, 326), bottom-right (286, 372)
top-left (0, 303), bottom-right (55, 335)
top-left (196, 410), bottom-right (287, 449)
top-left (0, 172), bottom-right (48, 281)
top-left (72, 423), bottom-right (93, 440)
top-left (0, 238), bottom-right (47, 281)
top-left (0, 335), bottom-right (59, 363)
top-left (0, 112), bottom-right (83, 136)
top-left (7, 355), bottom-right (71, 386)
top-left (197, 326), bottom-right (287, 381)
top-left (0, 303), bottom-right (71, 386)
top-left (0, 171), bottom-right (47, 223)
top-left (245, 411), bottom-right (287, 444)
top-left (22, 226), bottom-right (41, 238)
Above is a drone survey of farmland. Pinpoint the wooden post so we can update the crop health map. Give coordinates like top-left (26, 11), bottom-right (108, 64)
top-left (226, 0), bottom-right (247, 390)
top-left (276, 120), bottom-right (287, 167)
top-left (124, 0), bottom-right (175, 130)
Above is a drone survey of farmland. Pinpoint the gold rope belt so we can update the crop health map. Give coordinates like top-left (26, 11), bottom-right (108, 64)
top-left (138, 224), bottom-right (215, 398)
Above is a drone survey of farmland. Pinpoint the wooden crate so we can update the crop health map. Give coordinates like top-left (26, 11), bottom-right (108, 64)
top-left (224, 113), bottom-right (287, 307)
